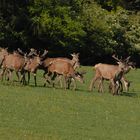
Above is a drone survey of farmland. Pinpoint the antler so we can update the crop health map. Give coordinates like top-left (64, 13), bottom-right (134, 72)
top-left (124, 56), bottom-right (131, 63)
top-left (28, 48), bottom-right (37, 57)
top-left (17, 48), bottom-right (24, 55)
top-left (41, 49), bottom-right (48, 58)
top-left (112, 54), bottom-right (122, 62)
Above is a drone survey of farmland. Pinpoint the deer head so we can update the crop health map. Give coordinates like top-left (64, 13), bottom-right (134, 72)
top-left (112, 54), bottom-right (135, 73)
top-left (28, 48), bottom-right (38, 57)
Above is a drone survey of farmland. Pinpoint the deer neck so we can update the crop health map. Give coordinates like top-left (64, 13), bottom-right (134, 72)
top-left (71, 58), bottom-right (79, 69)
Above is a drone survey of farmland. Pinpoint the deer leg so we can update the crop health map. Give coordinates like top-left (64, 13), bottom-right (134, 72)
top-left (0, 68), bottom-right (6, 81)
top-left (97, 78), bottom-right (104, 93)
top-left (54, 75), bottom-right (63, 88)
top-left (20, 72), bottom-right (23, 84)
top-left (126, 81), bottom-right (131, 92)
top-left (89, 76), bottom-right (99, 91)
top-left (121, 77), bottom-right (129, 92)
top-left (110, 79), bottom-right (116, 95)
top-left (115, 81), bottom-right (120, 95)
top-left (21, 70), bottom-right (27, 85)
top-left (124, 80), bottom-right (130, 92)
top-left (119, 80), bottom-right (123, 93)
top-left (59, 75), bottom-right (63, 88)
top-left (63, 76), bottom-right (67, 90)
top-left (4, 69), bottom-right (10, 81)
top-left (33, 73), bottom-right (37, 86)
top-left (15, 71), bottom-right (21, 82)
top-left (109, 82), bottom-right (112, 93)
top-left (114, 80), bottom-right (122, 95)
top-left (72, 78), bottom-right (76, 90)
top-left (27, 72), bottom-right (30, 85)
top-left (51, 72), bottom-right (57, 87)
top-left (67, 78), bottom-right (71, 89)
top-left (44, 72), bottom-right (52, 87)
top-left (43, 70), bottom-right (48, 78)
top-left (7, 70), bottom-right (13, 82)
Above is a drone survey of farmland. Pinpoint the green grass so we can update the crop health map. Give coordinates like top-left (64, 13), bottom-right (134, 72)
top-left (0, 67), bottom-right (140, 140)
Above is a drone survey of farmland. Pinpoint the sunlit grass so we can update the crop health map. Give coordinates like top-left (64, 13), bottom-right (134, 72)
top-left (0, 67), bottom-right (139, 140)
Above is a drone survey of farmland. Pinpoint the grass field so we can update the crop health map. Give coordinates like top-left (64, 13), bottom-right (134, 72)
top-left (0, 67), bottom-right (139, 140)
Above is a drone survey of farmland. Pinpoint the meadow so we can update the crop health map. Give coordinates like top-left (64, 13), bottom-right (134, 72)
top-left (0, 66), bottom-right (139, 140)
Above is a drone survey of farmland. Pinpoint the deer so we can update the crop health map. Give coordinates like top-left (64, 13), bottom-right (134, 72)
top-left (0, 49), bottom-right (28, 83)
top-left (89, 55), bottom-right (135, 95)
top-left (23, 55), bottom-right (41, 86)
top-left (40, 53), bottom-right (80, 74)
top-left (40, 53), bottom-right (80, 87)
top-left (0, 48), bottom-right (8, 68)
top-left (23, 49), bottom-right (48, 86)
top-left (0, 48), bottom-right (8, 79)
top-left (0, 48), bottom-right (46, 86)
top-left (44, 59), bottom-right (84, 90)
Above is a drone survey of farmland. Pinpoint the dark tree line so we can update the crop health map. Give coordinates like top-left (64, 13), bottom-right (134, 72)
top-left (0, 0), bottom-right (140, 66)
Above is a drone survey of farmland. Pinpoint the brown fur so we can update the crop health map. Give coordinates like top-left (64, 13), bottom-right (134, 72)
top-left (89, 62), bottom-right (133, 94)
top-left (45, 59), bottom-right (83, 90)
top-left (41, 53), bottom-right (80, 88)
top-left (24, 55), bottom-right (42, 86)
top-left (0, 52), bottom-right (26, 81)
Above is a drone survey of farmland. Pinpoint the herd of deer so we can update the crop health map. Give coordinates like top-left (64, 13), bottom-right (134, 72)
top-left (0, 47), bottom-right (135, 95)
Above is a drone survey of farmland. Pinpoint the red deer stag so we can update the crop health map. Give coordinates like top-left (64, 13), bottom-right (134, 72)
top-left (89, 55), bottom-right (135, 95)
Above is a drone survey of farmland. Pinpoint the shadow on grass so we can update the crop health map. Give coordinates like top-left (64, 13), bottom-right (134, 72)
top-left (120, 92), bottom-right (138, 98)
top-left (76, 88), bottom-right (139, 98)
top-left (76, 88), bottom-right (90, 92)
top-left (0, 80), bottom-right (26, 87)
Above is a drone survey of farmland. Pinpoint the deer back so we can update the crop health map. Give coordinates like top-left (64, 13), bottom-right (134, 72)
top-left (2, 53), bottom-right (26, 71)
top-left (94, 63), bottom-right (120, 79)
top-left (41, 53), bottom-right (80, 70)
top-left (48, 59), bottom-right (74, 77)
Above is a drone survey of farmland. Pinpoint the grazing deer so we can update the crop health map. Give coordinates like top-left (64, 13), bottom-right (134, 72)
top-left (89, 55), bottom-right (135, 95)
top-left (44, 59), bottom-right (84, 90)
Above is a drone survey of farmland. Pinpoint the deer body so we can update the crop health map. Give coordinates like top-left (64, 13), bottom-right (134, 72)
top-left (41, 53), bottom-right (80, 88)
top-left (89, 55), bottom-right (134, 95)
top-left (41, 53), bottom-right (80, 72)
top-left (44, 59), bottom-right (83, 90)
top-left (0, 52), bottom-right (26, 82)
top-left (24, 55), bottom-right (42, 86)
top-left (89, 63), bottom-right (124, 94)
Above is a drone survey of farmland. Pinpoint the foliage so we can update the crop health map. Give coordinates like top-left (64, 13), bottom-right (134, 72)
top-left (125, 13), bottom-right (140, 52)
top-left (0, 0), bottom-right (140, 64)
top-left (27, 0), bottom-right (86, 52)
top-left (80, 3), bottom-right (139, 63)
